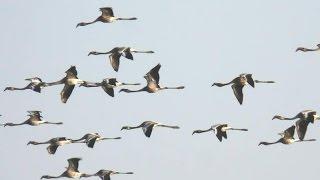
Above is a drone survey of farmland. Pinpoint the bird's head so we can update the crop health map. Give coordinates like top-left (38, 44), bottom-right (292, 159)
top-left (121, 126), bottom-right (131, 130)
top-left (211, 83), bottom-right (224, 87)
top-left (119, 89), bottom-right (130, 93)
top-left (192, 130), bottom-right (202, 135)
top-left (76, 22), bottom-right (86, 28)
top-left (3, 123), bottom-right (13, 127)
top-left (272, 115), bottom-right (283, 120)
top-left (258, 142), bottom-right (267, 146)
top-left (296, 47), bottom-right (307, 52)
top-left (27, 141), bottom-right (38, 145)
top-left (88, 51), bottom-right (99, 56)
top-left (4, 87), bottom-right (14, 91)
top-left (40, 175), bottom-right (50, 179)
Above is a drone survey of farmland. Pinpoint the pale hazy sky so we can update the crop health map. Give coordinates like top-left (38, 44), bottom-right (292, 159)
top-left (1, 0), bottom-right (320, 179)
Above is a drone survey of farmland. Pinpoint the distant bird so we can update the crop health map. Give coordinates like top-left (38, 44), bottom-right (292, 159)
top-left (80, 78), bottom-right (140, 97)
top-left (296, 44), bottom-right (320, 52)
top-left (41, 158), bottom-right (90, 179)
top-left (87, 170), bottom-right (133, 180)
top-left (1, 111), bottom-right (63, 127)
top-left (272, 110), bottom-right (319, 140)
top-left (4, 77), bottom-right (46, 93)
top-left (121, 121), bottom-right (180, 138)
top-left (28, 137), bottom-right (75, 155)
top-left (119, 64), bottom-right (185, 93)
top-left (77, 7), bottom-right (137, 27)
top-left (45, 66), bottom-right (85, 103)
top-left (212, 73), bottom-right (275, 105)
top-left (258, 125), bottom-right (316, 146)
top-left (72, 133), bottom-right (121, 148)
top-left (192, 124), bottom-right (248, 142)
top-left (88, 47), bottom-right (154, 72)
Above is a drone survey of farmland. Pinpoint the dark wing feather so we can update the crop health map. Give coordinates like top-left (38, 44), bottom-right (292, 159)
top-left (108, 78), bottom-right (117, 86)
top-left (32, 84), bottom-right (42, 93)
top-left (221, 131), bottom-right (227, 139)
top-left (284, 125), bottom-right (295, 139)
top-left (296, 120), bottom-right (309, 140)
top-left (100, 7), bottom-right (114, 17)
top-left (123, 49), bottom-right (133, 60)
top-left (143, 124), bottom-right (156, 138)
top-left (109, 53), bottom-right (121, 72)
top-left (60, 84), bottom-right (75, 103)
top-left (216, 133), bottom-right (223, 142)
top-left (66, 66), bottom-right (78, 76)
top-left (103, 174), bottom-right (111, 180)
top-left (67, 158), bottom-right (81, 172)
top-left (86, 137), bottom-right (98, 148)
top-left (46, 145), bottom-right (59, 155)
top-left (246, 74), bottom-right (255, 88)
top-left (145, 64), bottom-right (161, 84)
top-left (231, 84), bottom-right (244, 105)
top-left (102, 86), bottom-right (115, 97)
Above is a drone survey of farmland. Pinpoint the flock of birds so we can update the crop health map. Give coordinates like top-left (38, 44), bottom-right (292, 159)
top-left (2, 4), bottom-right (320, 180)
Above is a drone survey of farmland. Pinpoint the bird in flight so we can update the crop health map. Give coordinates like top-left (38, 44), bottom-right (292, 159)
top-left (72, 133), bottom-right (121, 148)
top-left (80, 78), bottom-right (140, 97)
top-left (88, 47), bottom-right (154, 72)
top-left (77, 7), bottom-right (137, 27)
top-left (27, 137), bottom-right (76, 155)
top-left (4, 77), bottom-right (47, 93)
top-left (86, 170), bottom-right (133, 180)
top-left (119, 64), bottom-right (185, 94)
top-left (212, 73), bottom-right (275, 105)
top-left (259, 125), bottom-right (316, 146)
top-left (192, 124), bottom-right (248, 142)
top-left (121, 121), bottom-right (180, 138)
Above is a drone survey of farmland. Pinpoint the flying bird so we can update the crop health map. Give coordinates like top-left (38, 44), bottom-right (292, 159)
top-left (41, 158), bottom-right (90, 179)
top-left (1, 111), bottom-right (63, 127)
top-left (77, 7), bottom-right (137, 27)
top-left (88, 47), bottom-right (154, 72)
top-left (121, 121), bottom-right (180, 138)
top-left (296, 44), bottom-right (320, 52)
top-left (72, 133), bottom-right (121, 148)
top-left (272, 110), bottom-right (319, 140)
top-left (212, 73), bottom-right (275, 104)
top-left (87, 170), bottom-right (133, 180)
top-left (258, 125), bottom-right (316, 146)
top-left (119, 64), bottom-right (185, 93)
top-left (4, 77), bottom-right (46, 93)
top-left (192, 124), bottom-right (248, 142)
top-left (80, 78), bottom-right (140, 97)
top-left (45, 66), bottom-right (85, 103)
top-left (27, 137), bottom-right (76, 155)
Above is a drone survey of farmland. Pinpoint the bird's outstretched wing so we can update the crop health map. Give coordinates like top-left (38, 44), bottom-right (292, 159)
top-left (109, 53), bottom-right (121, 72)
top-left (46, 145), bottom-right (59, 155)
top-left (102, 86), bottom-right (115, 97)
top-left (67, 158), bottom-right (82, 172)
top-left (60, 84), bottom-right (75, 103)
top-left (231, 84), bottom-right (244, 105)
top-left (142, 122), bottom-right (156, 138)
top-left (284, 125), bottom-right (295, 139)
top-left (296, 119), bottom-right (309, 140)
top-left (145, 64), bottom-right (161, 84)
top-left (100, 7), bottom-right (114, 17)
top-left (245, 74), bottom-right (255, 88)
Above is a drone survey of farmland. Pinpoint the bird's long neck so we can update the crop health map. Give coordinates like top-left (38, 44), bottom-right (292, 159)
top-left (212, 81), bottom-right (233, 87)
top-left (296, 139), bottom-right (316, 143)
top-left (41, 175), bottom-right (63, 179)
top-left (77, 19), bottom-right (99, 27)
top-left (192, 128), bottom-right (212, 135)
top-left (127, 125), bottom-right (142, 130)
top-left (121, 82), bottom-right (141, 86)
top-left (160, 86), bottom-right (184, 90)
top-left (274, 115), bottom-right (298, 120)
top-left (229, 128), bottom-right (248, 131)
top-left (94, 52), bottom-right (110, 55)
top-left (114, 172), bottom-right (134, 175)
top-left (259, 139), bottom-right (281, 146)
top-left (4, 122), bottom-right (26, 126)
top-left (254, 80), bottom-right (275, 83)
top-left (120, 87), bottom-right (147, 93)
top-left (32, 140), bottom-right (51, 145)
top-left (5, 86), bottom-right (28, 91)
top-left (157, 124), bottom-right (180, 129)
top-left (116, 17), bottom-right (137, 20)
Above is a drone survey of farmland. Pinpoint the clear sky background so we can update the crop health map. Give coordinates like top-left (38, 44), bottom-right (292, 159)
top-left (1, 0), bottom-right (320, 179)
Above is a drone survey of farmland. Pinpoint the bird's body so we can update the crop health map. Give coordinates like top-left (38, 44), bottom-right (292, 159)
top-left (296, 44), bottom-right (320, 52)
top-left (121, 121), bottom-right (180, 138)
top-left (88, 47), bottom-right (154, 72)
top-left (192, 124), bottom-right (248, 142)
top-left (81, 78), bottom-right (140, 97)
top-left (272, 110), bottom-right (319, 140)
top-left (45, 66), bottom-right (84, 103)
top-left (28, 137), bottom-right (74, 155)
top-left (77, 7), bottom-right (137, 27)
top-left (72, 133), bottom-right (121, 148)
top-left (1, 111), bottom-right (63, 127)
top-left (119, 64), bottom-right (185, 94)
top-left (259, 125), bottom-right (316, 146)
top-left (88, 170), bottom-right (133, 180)
top-left (4, 77), bottom-right (46, 93)
top-left (41, 158), bottom-right (90, 179)
top-left (212, 73), bottom-right (275, 104)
